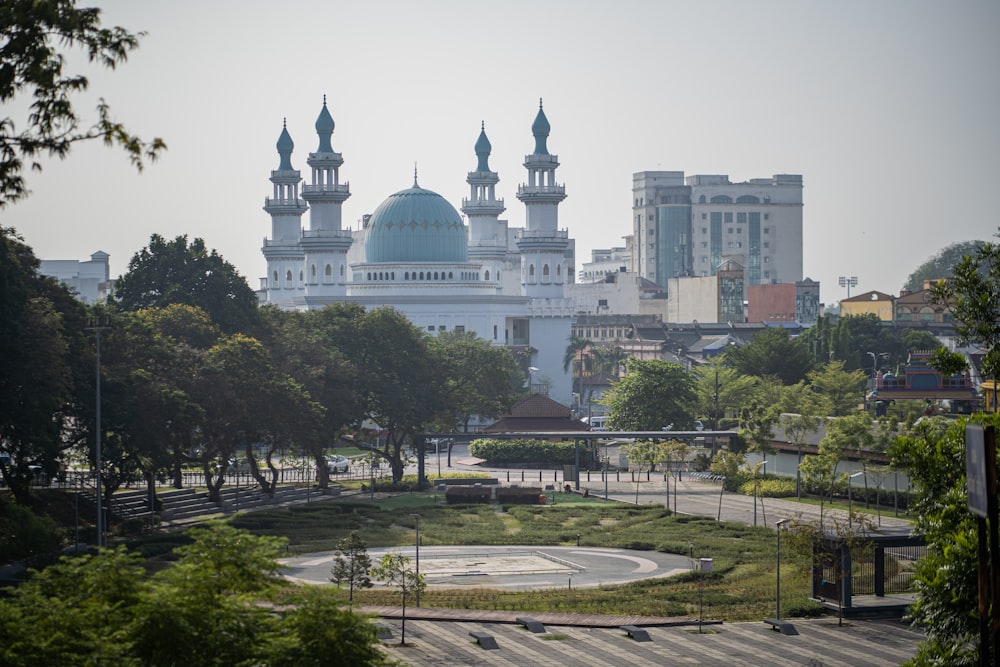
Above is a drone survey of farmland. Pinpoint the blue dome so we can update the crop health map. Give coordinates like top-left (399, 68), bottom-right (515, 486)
top-left (364, 185), bottom-right (467, 263)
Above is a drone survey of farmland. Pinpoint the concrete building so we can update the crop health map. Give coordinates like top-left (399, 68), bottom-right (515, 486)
top-left (632, 171), bottom-right (804, 290)
top-left (39, 251), bottom-right (112, 304)
top-left (260, 99), bottom-right (575, 405)
top-left (840, 289), bottom-right (895, 321)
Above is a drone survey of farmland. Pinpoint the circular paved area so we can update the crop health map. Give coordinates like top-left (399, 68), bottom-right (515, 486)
top-left (281, 545), bottom-right (692, 591)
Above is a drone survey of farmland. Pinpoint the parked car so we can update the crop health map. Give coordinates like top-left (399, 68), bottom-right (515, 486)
top-left (325, 455), bottom-right (350, 474)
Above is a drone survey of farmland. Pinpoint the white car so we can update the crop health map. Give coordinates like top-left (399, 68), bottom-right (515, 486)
top-left (325, 455), bottom-right (350, 474)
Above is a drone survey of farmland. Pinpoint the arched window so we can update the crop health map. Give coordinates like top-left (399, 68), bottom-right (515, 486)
top-left (367, 272), bottom-right (371, 281)
top-left (405, 272), bottom-right (409, 280)
top-left (299, 271), bottom-right (304, 283)
top-left (529, 264), bottom-right (535, 278)
top-left (325, 264), bottom-right (332, 277)
top-left (710, 195), bottom-right (732, 204)
top-left (285, 270), bottom-right (293, 284)
top-left (272, 270), bottom-right (278, 286)
top-left (339, 265), bottom-right (344, 276)
top-left (485, 270), bottom-right (490, 281)
top-left (310, 265), bottom-right (317, 280)
top-left (448, 272), bottom-right (453, 279)
top-left (391, 272), bottom-right (395, 280)
top-left (736, 195), bottom-right (760, 204)
top-left (543, 264), bottom-right (550, 278)
top-left (419, 272), bottom-right (425, 280)
top-left (556, 265), bottom-right (561, 276)
top-left (433, 272), bottom-right (438, 280)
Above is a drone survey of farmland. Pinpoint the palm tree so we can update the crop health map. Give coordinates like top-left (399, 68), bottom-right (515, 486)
top-left (563, 336), bottom-right (591, 409)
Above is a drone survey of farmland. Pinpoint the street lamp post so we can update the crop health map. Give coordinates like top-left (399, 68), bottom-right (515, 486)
top-left (848, 471), bottom-right (865, 530)
top-left (838, 275), bottom-right (858, 299)
top-left (776, 518), bottom-right (790, 620)
top-left (528, 366), bottom-right (539, 393)
top-left (410, 513), bottom-right (421, 607)
top-left (86, 316), bottom-right (110, 548)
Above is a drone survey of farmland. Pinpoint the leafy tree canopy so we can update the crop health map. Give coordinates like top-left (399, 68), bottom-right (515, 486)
top-left (602, 358), bottom-right (698, 431)
top-left (931, 230), bottom-right (1000, 381)
top-left (903, 240), bottom-right (985, 293)
top-left (0, 0), bottom-right (165, 207)
top-left (725, 327), bottom-right (814, 385)
top-left (112, 234), bottom-right (257, 334)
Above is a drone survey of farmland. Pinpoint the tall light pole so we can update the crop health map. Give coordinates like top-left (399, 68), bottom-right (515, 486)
top-left (838, 275), bottom-right (858, 299)
top-left (86, 316), bottom-right (110, 548)
top-left (528, 366), bottom-right (539, 393)
top-left (410, 513), bottom-right (421, 607)
top-left (776, 518), bottom-right (789, 620)
top-left (848, 471), bottom-right (865, 530)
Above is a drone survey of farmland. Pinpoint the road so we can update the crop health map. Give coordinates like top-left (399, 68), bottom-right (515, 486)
top-left (420, 441), bottom-right (911, 533)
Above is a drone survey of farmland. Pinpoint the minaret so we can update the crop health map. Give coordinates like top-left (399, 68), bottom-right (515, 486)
top-left (262, 118), bottom-right (307, 306)
top-left (516, 99), bottom-right (568, 298)
top-left (462, 121), bottom-right (506, 291)
top-left (300, 96), bottom-right (353, 301)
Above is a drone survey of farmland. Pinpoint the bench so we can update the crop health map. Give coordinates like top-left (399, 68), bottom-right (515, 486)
top-left (619, 625), bottom-right (652, 642)
top-left (763, 618), bottom-right (799, 635)
top-left (516, 616), bottom-right (546, 633)
top-left (469, 631), bottom-right (499, 649)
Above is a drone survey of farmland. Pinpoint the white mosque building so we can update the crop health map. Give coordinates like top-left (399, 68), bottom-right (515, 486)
top-left (260, 98), bottom-right (575, 405)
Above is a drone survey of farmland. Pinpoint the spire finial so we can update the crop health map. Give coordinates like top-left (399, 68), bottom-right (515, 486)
top-left (539, 97), bottom-right (543, 109)
top-left (481, 120), bottom-right (485, 131)
top-left (283, 117), bottom-right (287, 129)
top-left (323, 94), bottom-right (327, 106)
top-left (413, 162), bottom-right (419, 188)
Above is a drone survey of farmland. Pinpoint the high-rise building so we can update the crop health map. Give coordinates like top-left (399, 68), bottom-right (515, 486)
top-left (632, 171), bottom-right (803, 290)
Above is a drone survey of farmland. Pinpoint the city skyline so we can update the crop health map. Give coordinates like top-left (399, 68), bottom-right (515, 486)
top-left (6, 0), bottom-right (998, 305)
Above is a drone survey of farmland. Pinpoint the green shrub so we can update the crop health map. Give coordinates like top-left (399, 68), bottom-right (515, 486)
top-left (496, 487), bottom-right (544, 505)
top-left (445, 486), bottom-right (492, 505)
top-left (468, 439), bottom-right (595, 467)
top-left (738, 477), bottom-right (797, 498)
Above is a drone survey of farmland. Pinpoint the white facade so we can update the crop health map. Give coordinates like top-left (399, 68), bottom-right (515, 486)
top-left (260, 100), bottom-right (575, 405)
top-left (39, 251), bottom-right (112, 304)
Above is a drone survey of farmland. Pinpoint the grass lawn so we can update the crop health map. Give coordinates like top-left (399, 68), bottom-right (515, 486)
top-left (224, 492), bottom-right (821, 621)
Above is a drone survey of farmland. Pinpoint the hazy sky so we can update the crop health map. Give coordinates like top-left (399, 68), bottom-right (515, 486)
top-left (6, 0), bottom-right (998, 304)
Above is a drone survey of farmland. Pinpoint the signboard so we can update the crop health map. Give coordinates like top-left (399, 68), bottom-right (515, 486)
top-left (966, 423), bottom-right (988, 518)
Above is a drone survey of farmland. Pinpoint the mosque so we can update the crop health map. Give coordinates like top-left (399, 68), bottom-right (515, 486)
top-left (260, 98), bottom-right (575, 406)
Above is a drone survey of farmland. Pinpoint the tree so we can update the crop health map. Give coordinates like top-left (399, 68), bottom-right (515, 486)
top-left (354, 307), bottom-right (446, 483)
top-left (0, 228), bottom-right (87, 503)
top-left (904, 240), bottom-right (985, 293)
top-left (264, 587), bottom-right (391, 667)
top-left (807, 360), bottom-right (868, 417)
top-left (430, 329), bottom-right (522, 432)
top-left (370, 553), bottom-right (425, 646)
top-left (931, 230), bottom-right (1000, 382)
top-left (622, 439), bottom-right (666, 504)
top-left (112, 234), bottom-right (257, 334)
top-left (602, 358), bottom-right (697, 431)
top-left (563, 335), bottom-right (591, 407)
top-left (778, 408), bottom-right (822, 499)
top-left (128, 522), bottom-right (287, 667)
top-left (799, 412), bottom-right (873, 530)
top-left (0, 0), bottom-right (166, 207)
top-left (330, 531), bottom-right (373, 607)
top-left (261, 306), bottom-right (363, 491)
top-left (692, 356), bottom-right (756, 433)
top-left (724, 327), bottom-right (814, 385)
top-left (891, 415), bottom-right (998, 665)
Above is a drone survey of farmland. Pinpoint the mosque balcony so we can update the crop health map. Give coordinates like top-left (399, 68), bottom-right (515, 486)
top-left (270, 169), bottom-right (302, 180)
top-left (516, 184), bottom-right (565, 196)
top-left (461, 197), bottom-right (506, 211)
top-left (523, 154), bottom-right (560, 165)
top-left (307, 150), bottom-right (343, 162)
top-left (301, 229), bottom-right (354, 240)
top-left (263, 197), bottom-right (308, 211)
top-left (518, 229), bottom-right (569, 240)
top-left (302, 183), bottom-right (351, 195)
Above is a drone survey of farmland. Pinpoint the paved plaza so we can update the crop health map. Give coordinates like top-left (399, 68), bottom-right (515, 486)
top-left (372, 616), bottom-right (922, 666)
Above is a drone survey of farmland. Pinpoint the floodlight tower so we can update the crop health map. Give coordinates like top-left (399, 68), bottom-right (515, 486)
top-left (838, 275), bottom-right (858, 299)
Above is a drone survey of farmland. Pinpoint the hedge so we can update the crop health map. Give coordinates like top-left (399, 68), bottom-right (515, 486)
top-left (468, 438), bottom-right (596, 467)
